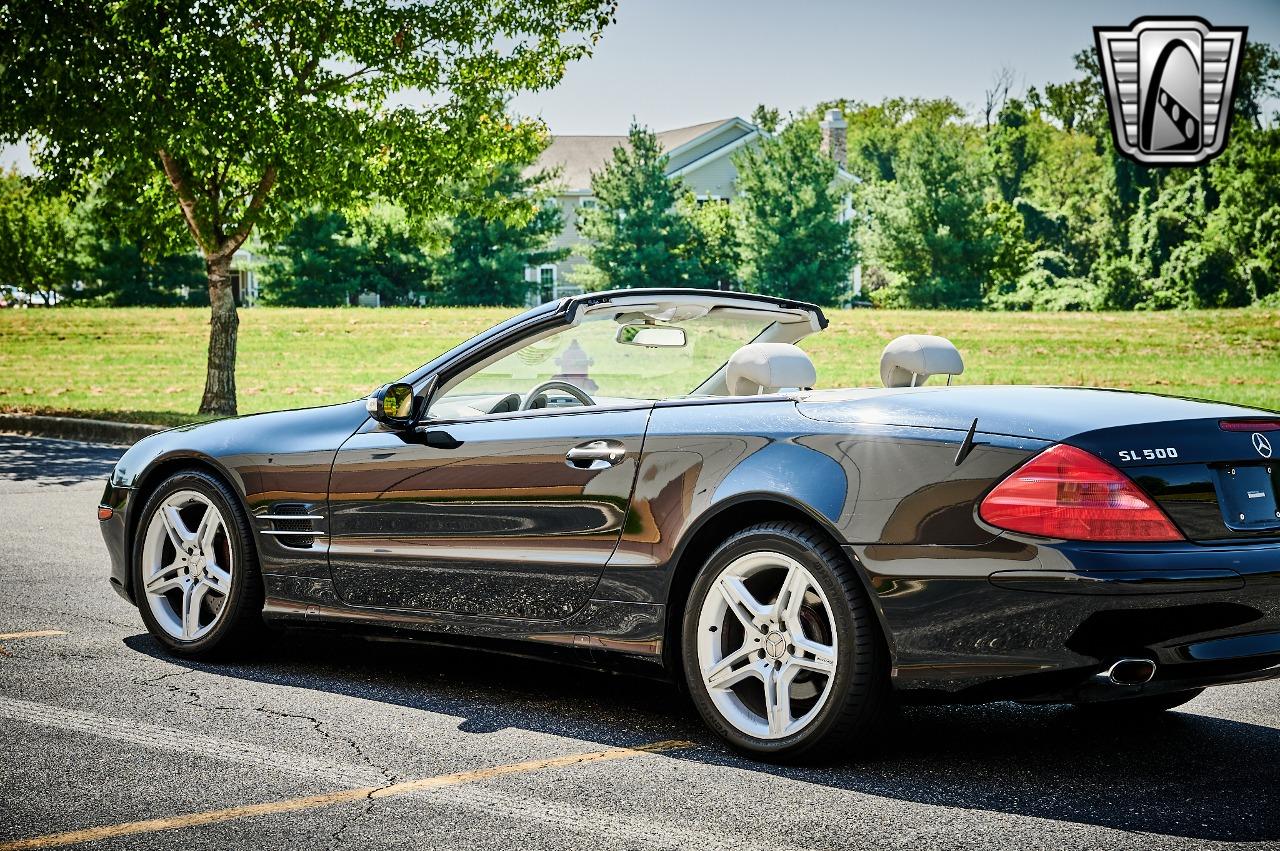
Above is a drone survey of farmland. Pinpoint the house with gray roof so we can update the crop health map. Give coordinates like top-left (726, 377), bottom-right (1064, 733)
top-left (525, 111), bottom-right (857, 303)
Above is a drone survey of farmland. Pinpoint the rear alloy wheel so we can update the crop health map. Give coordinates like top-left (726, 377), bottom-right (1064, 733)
top-left (134, 470), bottom-right (263, 657)
top-left (683, 522), bottom-right (889, 762)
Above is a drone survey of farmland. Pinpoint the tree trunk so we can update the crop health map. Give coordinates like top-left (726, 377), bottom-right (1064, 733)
top-left (198, 253), bottom-right (239, 417)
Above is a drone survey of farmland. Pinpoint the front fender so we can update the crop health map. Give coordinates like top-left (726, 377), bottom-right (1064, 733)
top-left (100, 400), bottom-right (370, 601)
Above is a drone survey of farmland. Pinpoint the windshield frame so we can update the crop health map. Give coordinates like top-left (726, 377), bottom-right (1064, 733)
top-left (394, 290), bottom-right (825, 423)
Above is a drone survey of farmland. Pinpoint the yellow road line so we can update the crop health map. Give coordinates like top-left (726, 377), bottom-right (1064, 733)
top-left (0, 738), bottom-right (694, 851)
top-left (0, 631), bottom-right (65, 642)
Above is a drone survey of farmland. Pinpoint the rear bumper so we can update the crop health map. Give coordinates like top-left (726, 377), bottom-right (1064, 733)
top-left (849, 538), bottom-right (1280, 703)
top-left (98, 481), bottom-right (133, 604)
top-left (1049, 631), bottom-right (1280, 705)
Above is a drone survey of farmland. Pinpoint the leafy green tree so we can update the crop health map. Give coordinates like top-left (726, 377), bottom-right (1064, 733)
top-left (1022, 123), bottom-right (1110, 272)
top-left (72, 173), bottom-right (207, 306)
top-left (824, 40), bottom-right (1280, 312)
top-left (989, 99), bottom-right (1039, 203)
top-left (437, 164), bottom-right (568, 306)
top-left (0, 0), bottom-right (614, 414)
top-left (751, 105), bottom-right (782, 134)
top-left (981, 199), bottom-right (1040, 309)
top-left (816, 98), bottom-right (965, 184)
top-left (578, 124), bottom-right (702, 289)
top-left (1039, 47), bottom-right (1160, 258)
top-left (261, 211), bottom-right (365, 307)
top-left (1029, 77), bottom-right (1103, 133)
top-left (1235, 43), bottom-right (1280, 128)
top-left (861, 117), bottom-right (997, 308)
top-left (734, 122), bottom-right (853, 305)
top-left (0, 171), bottom-right (75, 305)
top-left (262, 204), bottom-right (434, 307)
top-left (1207, 126), bottom-right (1280, 303)
top-left (1092, 255), bottom-right (1145, 310)
top-left (79, 243), bottom-right (205, 307)
top-left (350, 208), bottom-right (436, 307)
top-left (989, 100), bottom-right (1113, 309)
top-left (1162, 238), bottom-right (1251, 308)
top-left (677, 195), bottom-right (741, 290)
top-left (841, 101), bottom-right (909, 183)
top-left (1124, 172), bottom-right (1251, 308)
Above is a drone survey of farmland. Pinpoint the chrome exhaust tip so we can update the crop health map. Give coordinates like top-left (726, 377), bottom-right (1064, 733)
top-left (1104, 657), bottom-right (1157, 686)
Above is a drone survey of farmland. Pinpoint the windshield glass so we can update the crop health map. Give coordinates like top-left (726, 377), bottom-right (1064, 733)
top-left (432, 309), bottom-right (779, 416)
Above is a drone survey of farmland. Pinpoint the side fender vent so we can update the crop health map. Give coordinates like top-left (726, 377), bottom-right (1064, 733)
top-left (259, 503), bottom-right (321, 549)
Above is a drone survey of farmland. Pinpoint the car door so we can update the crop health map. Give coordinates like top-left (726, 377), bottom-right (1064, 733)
top-left (326, 405), bottom-right (650, 620)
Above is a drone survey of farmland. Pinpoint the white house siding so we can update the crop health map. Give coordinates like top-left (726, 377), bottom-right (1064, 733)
top-left (679, 155), bottom-right (744, 200)
top-left (522, 195), bottom-right (591, 303)
top-left (547, 196), bottom-right (585, 258)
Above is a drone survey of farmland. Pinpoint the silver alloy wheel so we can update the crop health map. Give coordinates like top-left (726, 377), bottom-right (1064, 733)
top-left (140, 489), bottom-right (233, 641)
top-left (696, 551), bottom-right (838, 740)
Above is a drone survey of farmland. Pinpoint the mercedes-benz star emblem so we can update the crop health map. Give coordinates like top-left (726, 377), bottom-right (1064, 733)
top-left (1253, 432), bottom-right (1273, 458)
top-left (764, 632), bottom-right (787, 659)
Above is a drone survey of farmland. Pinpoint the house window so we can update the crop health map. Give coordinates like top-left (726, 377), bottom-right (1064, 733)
top-left (539, 266), bottom-right (557, 302)
top-left (576, 197), bottom-right (597, 228)
top-left (695, 194), bottom-right (726, 206)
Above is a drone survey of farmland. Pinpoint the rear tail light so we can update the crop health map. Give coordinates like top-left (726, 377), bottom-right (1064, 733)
top-left (1220, 419), bottom-right (1280, 432)
top-left (979, 444), bottom-right (1183, 542)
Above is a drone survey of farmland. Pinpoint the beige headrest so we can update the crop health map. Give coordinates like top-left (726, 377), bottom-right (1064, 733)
top-left (726, 343), bottom-right (816, 395)
top-left (880, 335), bottom-right (964, 387)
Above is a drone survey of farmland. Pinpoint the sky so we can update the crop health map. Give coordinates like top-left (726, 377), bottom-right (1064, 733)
top-left (4, 0), bottom-right (1279, 170)
top-left (509, 0), bottom-right (1280, 133)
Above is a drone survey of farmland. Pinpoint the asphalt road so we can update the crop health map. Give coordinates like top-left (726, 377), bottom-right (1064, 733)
top-left (1, 433), bottom-right (1277, 851)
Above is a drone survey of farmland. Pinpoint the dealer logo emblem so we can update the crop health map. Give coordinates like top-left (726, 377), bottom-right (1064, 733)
top-left (1253, 433), bottom-right (1273, 459)
top-left (1095, 17), bottom-right (1246, 166)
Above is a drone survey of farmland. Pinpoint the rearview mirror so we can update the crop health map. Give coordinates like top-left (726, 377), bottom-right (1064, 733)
top-left (366, 382), bottom-right (418, 429)
top-left (616, 323), bottom-right (687, 348)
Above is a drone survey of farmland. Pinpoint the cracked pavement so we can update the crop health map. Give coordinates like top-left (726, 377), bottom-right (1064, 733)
top-left (0, 433), bottom-right (1278, 850)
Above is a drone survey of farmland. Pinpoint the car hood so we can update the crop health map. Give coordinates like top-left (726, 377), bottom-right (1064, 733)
top-left (110, 400), bottom-right (370, 488)
top-left (796, 385), bottom-right (1274, 441)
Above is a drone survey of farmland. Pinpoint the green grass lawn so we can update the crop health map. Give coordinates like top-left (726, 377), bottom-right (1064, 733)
top-left (1, 306), bottom-right (1277, 426)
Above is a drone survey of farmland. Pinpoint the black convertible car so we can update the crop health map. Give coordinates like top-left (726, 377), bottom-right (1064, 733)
top-left (99, 289), bottom-right (1280, 760)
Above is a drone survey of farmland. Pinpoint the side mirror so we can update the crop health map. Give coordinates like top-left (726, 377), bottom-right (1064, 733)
top-left (366, 382), bottom-right (418, 429)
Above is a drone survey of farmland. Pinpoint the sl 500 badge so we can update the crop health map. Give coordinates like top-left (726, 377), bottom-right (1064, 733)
top-left (1118, 447), bottom-right (1179, 462)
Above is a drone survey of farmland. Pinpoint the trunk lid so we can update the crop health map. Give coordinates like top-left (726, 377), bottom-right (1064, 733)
top-left (797, 385), bottom-right (1269, 441)
top-left (1068, 417), bottom-right (1280, 543)
top-left (798, 386), bottom-right (1279, 544)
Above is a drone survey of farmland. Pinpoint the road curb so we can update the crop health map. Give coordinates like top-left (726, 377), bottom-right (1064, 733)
top-left (0, 413), bottom-right (166, 446)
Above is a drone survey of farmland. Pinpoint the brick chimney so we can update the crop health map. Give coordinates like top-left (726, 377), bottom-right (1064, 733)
top-left (820, 108), bottom-right (847, 169)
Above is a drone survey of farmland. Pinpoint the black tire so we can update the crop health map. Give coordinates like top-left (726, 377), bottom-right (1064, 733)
top-left (1075, 688), bottom-right (1205, 717)
top-left (132, 469), bottom-right (265, 658)
top-left (681, 521), bottom-right (891, 763)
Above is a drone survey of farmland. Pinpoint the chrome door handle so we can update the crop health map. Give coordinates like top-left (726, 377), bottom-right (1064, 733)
top-left (565, 440), bottom-right (626, 470)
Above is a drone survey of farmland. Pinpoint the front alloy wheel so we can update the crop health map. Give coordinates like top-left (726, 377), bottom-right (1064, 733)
top-left (133, 470), bottom-right (264, 656)
top-left (683, 522), bottom-right (890, 762)
top-left (141, 489), bottom-right (234, 641)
